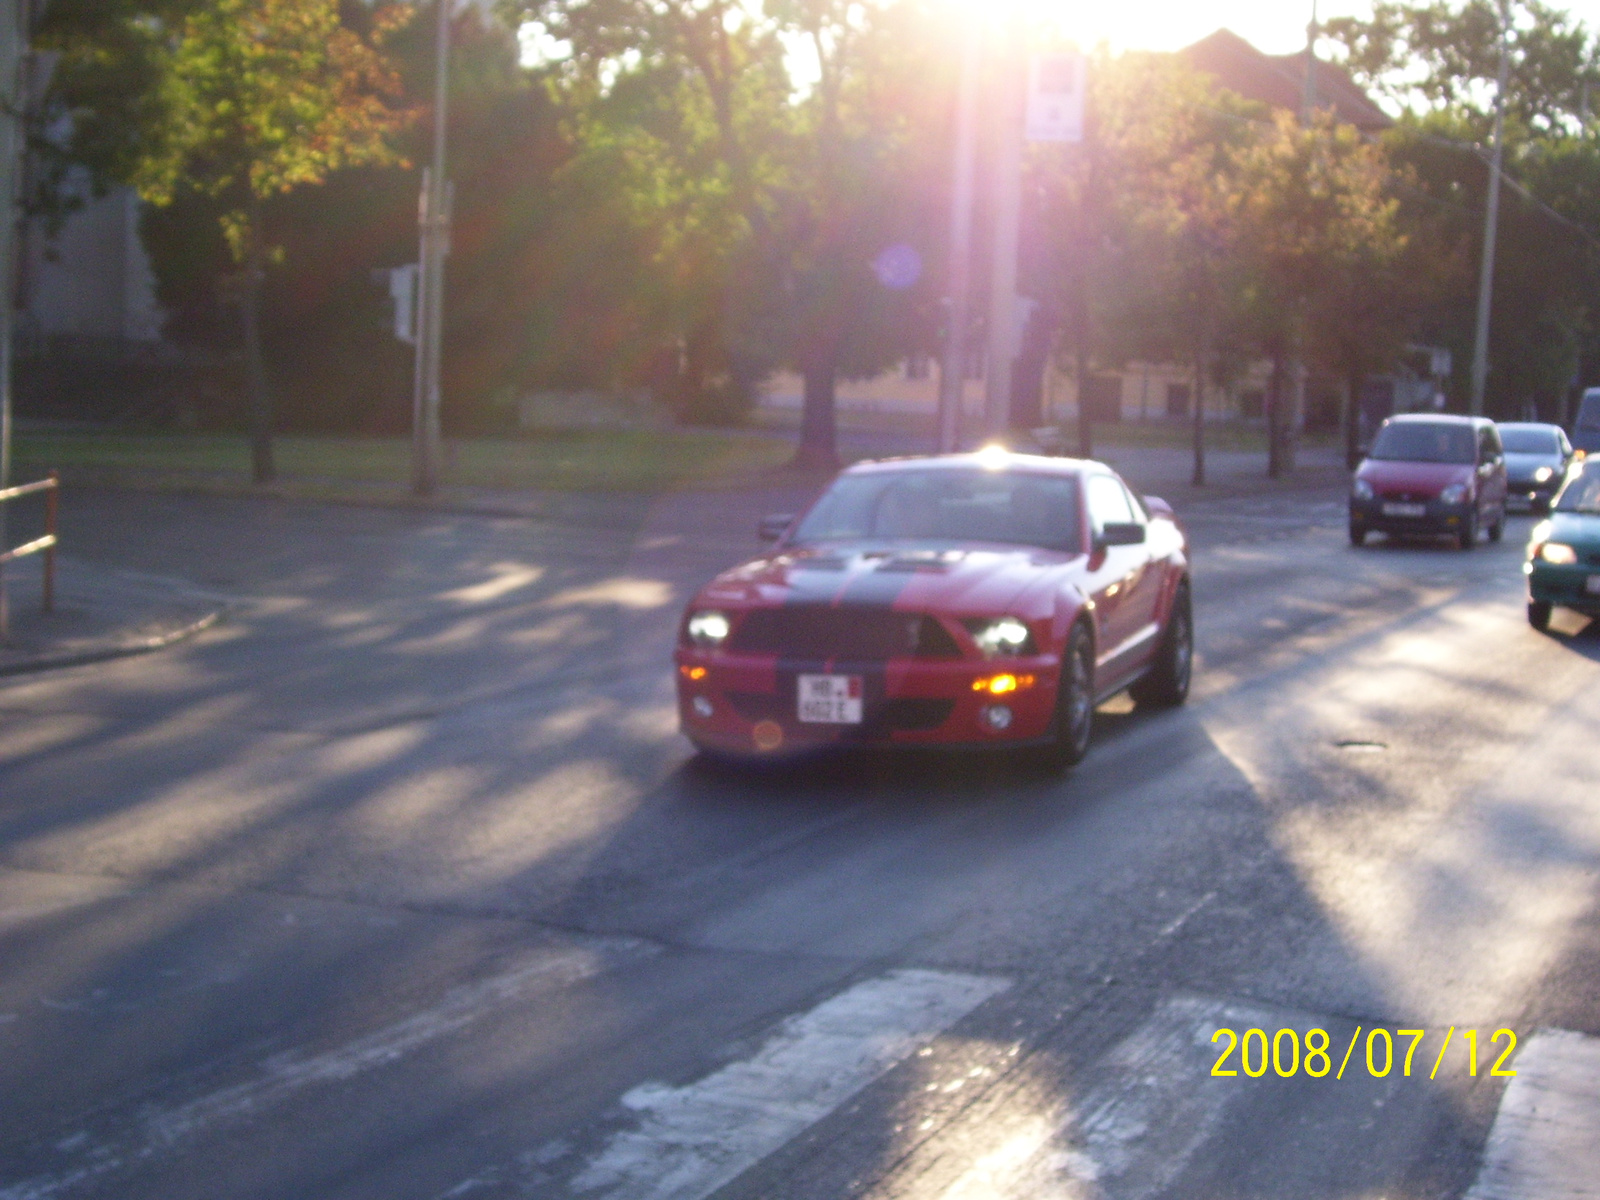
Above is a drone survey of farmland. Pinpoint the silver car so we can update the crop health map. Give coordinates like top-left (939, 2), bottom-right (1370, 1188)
top-left (1497, 422), bottom-right (1573, 513)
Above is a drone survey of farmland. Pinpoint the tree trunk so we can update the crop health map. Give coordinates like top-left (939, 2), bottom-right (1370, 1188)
top-left (1191, 351), bottom-right (1206, 488)
top-left (793, 352), bottom-right (839, 471)
top-left (1075, 344), bottom-right (1092, 460)
top-left (1266, 349), bottom-right (1285, 480)
top-left (239, 260), bottom-right (275, 485)
top-left (1343, 367), bottom-right (1362, 470)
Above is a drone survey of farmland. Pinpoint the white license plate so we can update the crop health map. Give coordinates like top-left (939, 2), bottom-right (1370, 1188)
top-left (1587, 575), bottom-right (1600, 596)
top-left (1382, 502), bottom-right (1427, 517)
top-left (797, 674), bottom-right (863, 724)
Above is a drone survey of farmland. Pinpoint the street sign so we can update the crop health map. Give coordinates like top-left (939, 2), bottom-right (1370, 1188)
top-left (1026, 52), bottom-right (1086, 143)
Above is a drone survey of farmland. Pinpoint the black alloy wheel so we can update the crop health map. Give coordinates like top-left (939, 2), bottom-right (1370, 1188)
top-left (1042, 623), bottom-right (1095, 770)
top-left (1131, 583), bottom-right (1192, 709)
top-left (1527, 600), bottom-right (1552, 631)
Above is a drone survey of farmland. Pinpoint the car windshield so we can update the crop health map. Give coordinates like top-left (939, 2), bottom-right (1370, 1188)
top-left (793, 467), bottom-right (1084, 553)
top-left (1499, 428), bottom-right (1561, 454)
top-left (1369, 422), bottom-right (1477, 463)
top-left (1554, 464), bottom-right (1600, 514)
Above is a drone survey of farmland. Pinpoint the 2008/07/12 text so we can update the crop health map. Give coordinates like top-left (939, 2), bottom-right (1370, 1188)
top-left (1210, 1026), bottom-right (1518, 1080)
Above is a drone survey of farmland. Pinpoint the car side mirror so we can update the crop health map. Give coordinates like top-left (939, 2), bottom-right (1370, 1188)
top-left (758, 513), bottom-right (795, 542)
top-left (1095, 522), bottom-right (1145, 549)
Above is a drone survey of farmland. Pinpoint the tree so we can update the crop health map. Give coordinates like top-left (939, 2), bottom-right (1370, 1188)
top-left (758, 0), bottom-right (948, 467)
top-left (127, 0), bottom-right (411, 481)
top-left (1326, 0), bottom-right (1600, 138)
top-left (1086, 53), bottom-right (1258, 482)
top-left (501, 0), bottom-right (793, 425)
top-left (1232, 110), bottom-right (1404, 475)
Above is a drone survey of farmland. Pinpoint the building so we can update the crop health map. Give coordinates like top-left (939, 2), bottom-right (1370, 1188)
top-left (1179, 28), bottom-right (1392, 134)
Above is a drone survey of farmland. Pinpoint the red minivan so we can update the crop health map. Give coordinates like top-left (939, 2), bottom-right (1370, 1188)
top-left (1349, 414), bottom-right (1508, 549)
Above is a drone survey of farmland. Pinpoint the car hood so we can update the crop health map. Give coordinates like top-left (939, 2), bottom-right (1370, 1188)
top-left (693, 542), bottom-right (1080, 617)
top-left (1358, 460), bottom-right (1473, 493)
top-left (1505, 451), bottom-right (1564, 479)
top-left (1542, 511), bottom-right (1600, 550)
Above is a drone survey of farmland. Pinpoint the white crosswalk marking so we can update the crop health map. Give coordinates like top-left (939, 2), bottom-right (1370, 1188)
top-left (1465, 1029), bottom-right (1600, 1200)
top-left (569, 969), bottom-right (1009, 1200)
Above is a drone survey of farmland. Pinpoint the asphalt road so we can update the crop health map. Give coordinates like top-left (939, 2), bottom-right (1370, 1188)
top-left (1, 480), bottom-right (1597, 1200)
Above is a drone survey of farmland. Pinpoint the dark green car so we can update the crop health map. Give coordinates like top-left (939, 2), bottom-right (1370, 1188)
top-left (1526, 458), bottom-right (1600, 630)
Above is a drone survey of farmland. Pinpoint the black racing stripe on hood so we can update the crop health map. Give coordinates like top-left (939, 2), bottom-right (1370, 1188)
top-left (832, 561), bottom-right (921, 609)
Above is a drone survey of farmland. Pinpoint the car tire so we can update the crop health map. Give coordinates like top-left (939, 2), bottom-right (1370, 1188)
top-left (1131, 583), bottom-right (1192, 710)
top-left (1040, 623), bottom-right (1095, 770)
top-left (1488, 510), bottom-right (1504, 543)
top-left (1349, 523), bottom-right (1368, 546)
top-left (1457, 511), bottom-right (1477, 550)
top-left (1528, 600), bottom-right (1552, 631)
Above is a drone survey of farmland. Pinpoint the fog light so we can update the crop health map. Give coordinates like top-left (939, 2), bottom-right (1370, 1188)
top-left (691, 695), bottom-right (714, 718)
top-left (752, 720), bottom-right (784, 751)
top-left (972, 672), bottom-right (1035, 695)
top-left (980, 704), bottom-right (1014, 732)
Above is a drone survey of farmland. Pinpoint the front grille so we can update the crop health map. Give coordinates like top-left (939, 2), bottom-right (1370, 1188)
top-left (729, 607), bottom-right (961, 660)
top-left (877, 699), bottom-right (955, 731)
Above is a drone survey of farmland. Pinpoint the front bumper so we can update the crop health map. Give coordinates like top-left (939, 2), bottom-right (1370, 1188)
top-left (674, 649), bottom-right (1060, 756)
top-left (1350, 496), bottom-right (1471, 536)
top-left (1527, 561), bottom-right (1600, 616)
top-left (1506, 480), bottom-right (1559, 511)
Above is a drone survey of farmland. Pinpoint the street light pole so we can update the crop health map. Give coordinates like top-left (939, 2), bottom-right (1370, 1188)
top-left (984, 16), bottom-right (1024, 443)
top-left (412, 0), bottom-right (452, 495)
top-left (936, 29), bottom-right (981, 454)
top-left (1, 0), bottom-right (23, 505)
top-left (1470, 2), bottom-right (1510, 417)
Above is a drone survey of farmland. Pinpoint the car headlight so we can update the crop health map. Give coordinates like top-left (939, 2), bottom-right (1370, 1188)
top-left (1533, 465), bottom-right (1554, 483)
top-left (1538, 542), bottom-right (1579, 565)
top-left (1439, 482), bottom-right (1470, 505)
top-left (1351, 478), bottom-right (1374, 501)
top-left (686, 610), bottom-right (731, 646)
top-left (967, 616), bottom-right (1034, 656)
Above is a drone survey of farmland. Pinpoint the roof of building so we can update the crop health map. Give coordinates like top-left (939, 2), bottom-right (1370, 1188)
top-left (1180, 28), bottom-right (1393, 133)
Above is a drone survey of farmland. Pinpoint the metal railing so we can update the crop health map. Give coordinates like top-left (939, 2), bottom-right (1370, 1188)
top-left (0, 470), bottom-right (59, 638)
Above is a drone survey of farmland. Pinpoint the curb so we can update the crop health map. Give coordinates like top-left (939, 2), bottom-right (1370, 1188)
top-left (0, 607), bottom-right (227, 678)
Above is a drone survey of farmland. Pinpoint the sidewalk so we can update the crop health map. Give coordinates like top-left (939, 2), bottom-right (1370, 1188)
top-left (0, 555), bottom-right (228, 676)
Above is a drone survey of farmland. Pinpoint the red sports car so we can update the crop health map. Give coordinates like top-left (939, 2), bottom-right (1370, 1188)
top-left (674, 449), bottom-right (1192, 767)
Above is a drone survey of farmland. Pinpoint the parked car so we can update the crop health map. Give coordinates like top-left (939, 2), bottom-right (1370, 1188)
top-left (674, 450), bottom-right (1191, 768)
top-left (1573, 388), bottom-right (1600, 455)
top-left (1349, 414), bottom-right (1508, 549)
top-left (1526, 457), bottom-right (1600, 630)
top-left (1497, 421), bottom-right (1573, 513)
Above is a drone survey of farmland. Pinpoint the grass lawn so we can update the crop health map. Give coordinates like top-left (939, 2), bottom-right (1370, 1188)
top-left (13, 428), bottom-right (798, 493)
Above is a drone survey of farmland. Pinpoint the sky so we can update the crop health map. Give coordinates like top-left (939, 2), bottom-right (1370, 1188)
top-left (1076, 1), bottom-right (1600, 56)
top-left (519, 2), bottom-right (1600, 73)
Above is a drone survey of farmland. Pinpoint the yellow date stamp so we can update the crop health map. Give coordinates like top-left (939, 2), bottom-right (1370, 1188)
top-left (1210, 1026), bottom-right (1519, 1080)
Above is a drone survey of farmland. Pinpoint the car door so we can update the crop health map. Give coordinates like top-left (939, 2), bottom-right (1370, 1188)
top-left (1477, 423), bottom-right (1507, 519)
top-left (1084, 473), bottom-right (1155, 681)
top-left (1113, 477), bottom-right (1164, 653)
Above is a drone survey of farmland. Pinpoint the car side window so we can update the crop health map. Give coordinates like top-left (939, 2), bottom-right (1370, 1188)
top-left (1087, 475), bottom-right (1136, 533)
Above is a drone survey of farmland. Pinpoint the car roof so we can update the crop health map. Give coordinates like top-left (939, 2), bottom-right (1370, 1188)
top-left (1386, 413), bottom-right (1483, 426)
top-left (1495, 421), bottom-right (1564, 431)
top-left (840, 451), bottom-right (1096, 477)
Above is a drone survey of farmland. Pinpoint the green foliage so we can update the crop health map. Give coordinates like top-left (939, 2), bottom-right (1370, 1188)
top-left (130, 0), bottom-right (412, 263)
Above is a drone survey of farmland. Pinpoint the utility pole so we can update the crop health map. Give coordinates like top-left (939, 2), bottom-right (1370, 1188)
top-left (412, 0), bottom-right (452, 495)
top-left (984, 18), bottom-right (1024, 444)
top-left (1, 0), bottom-right (23, 504)
top-left (1470, 1), bottom-right (1510, 416)
top-left (936, 30), bottom-right (981, 454)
